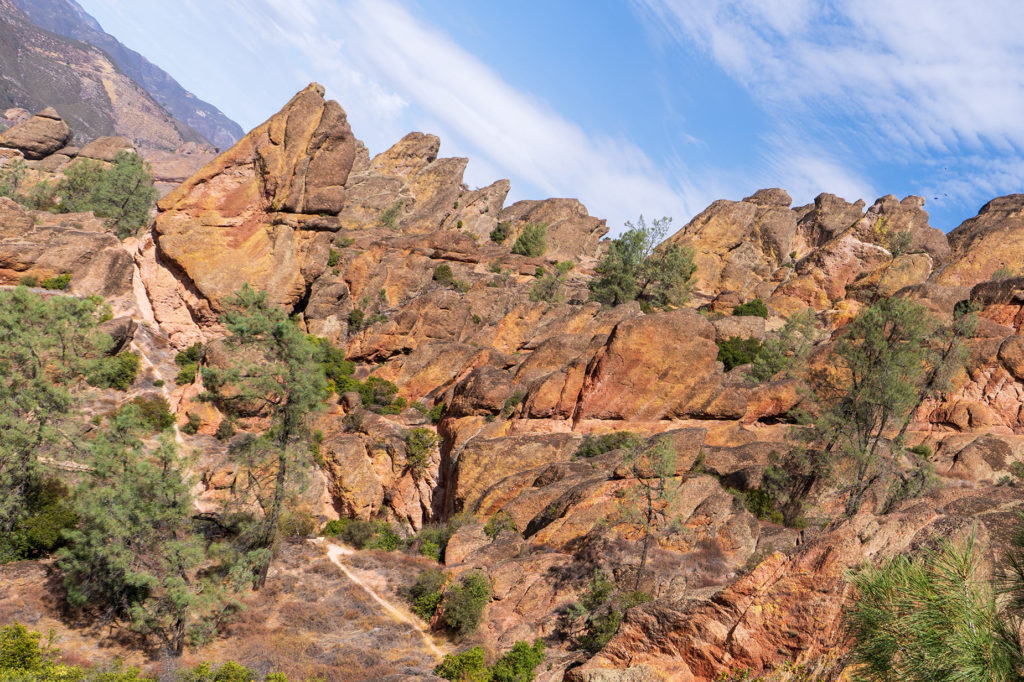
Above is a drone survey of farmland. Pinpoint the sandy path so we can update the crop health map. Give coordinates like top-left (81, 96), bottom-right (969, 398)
top-left (315, 539), bottom-right (447, 662)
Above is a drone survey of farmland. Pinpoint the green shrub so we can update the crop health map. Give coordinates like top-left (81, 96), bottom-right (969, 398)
top-left (490, 221), bottom-right (511, 244)
top-left (327, 248), bottom-right (340, 267)
top-left (413, 514), bottom-right (474, 563)
top-left (56, 152), bottom-right (157, 239)
top-left (427, 403), bottom-right (446, 423)
top-left (214, 419), bottom-right (235, 441)
top-left (716, 336), bottom-right (762, 372)
top-left (992, 266), bottom-right (1016, 280)
top-left (175, 343), bottom-right (204, 366)
top-left (732, 299), bottom-right (768, 318)
top-left (175, 362), bottom-right (198, 385)
top-left (575, 431), bottom-right (642, 458)
top-left (434, 264), bottom-right (455, 286)
top-left (739, 488), bottom-right (781, 523)
top-left (435, 646), bottom-right (487, 681)
top-left (409, 568), bottom-right (447, 621)
top-left (39, 273), bottom-right (71, 290)
top-left (18, 275), bottom-right (38, 288)
top-left (483, 510), bottom-right (517, 539)
top-left (0, 479), bottom-right (76, 563)
top-left (500, 390), bottom-right (525, 419)
top-left (490, 639), bottom-right (545, 682)
top-left (590, 216), bottom-right (695, 308)
top-left (326, 518), bottom-right (403, 551)
top-left (908, 444), bottom-right (932, 457)
top-left (380, 200), bottom-right (403, 229)
top-left (511, 222), bottom-right (547, 257)
top-left (0, 623), bottom-right (47, 672)
top-left (420, 540), bottom-right (441, 561)
top-left (570, 569), bottom-right (651, 654)
top-left (123, 395), bottom-right (175, 432)
top-left (358, 376), bottom-right (399, 410)
top-left (347, 308), bottom-right (365, 333)
top-left (405, 428), bottom-right (439, 471)
top-left (442, 571), bottom-right (491, 636)
top-left (86, 352), bottom-right (139, 390)
top-left (181, 413), bottom-right (202, 435)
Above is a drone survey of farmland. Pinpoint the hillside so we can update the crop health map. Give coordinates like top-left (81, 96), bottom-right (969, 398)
top-left (10, 0), bottom-right (243, 150)
top-left (0, 0), bottom-right (211, 151)
top-left (1, 84), bottom-right (1024, 680)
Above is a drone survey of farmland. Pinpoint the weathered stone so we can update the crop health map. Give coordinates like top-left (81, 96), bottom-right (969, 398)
top-left (0, 108), bottom-right (72, 159)
top-left (78, 135), bottom-right (135, 162)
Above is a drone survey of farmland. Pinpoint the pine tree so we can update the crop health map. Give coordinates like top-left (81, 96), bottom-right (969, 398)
top-left (0, 288), bottom-right (111, 539)
top-left (200, 285), bottom-right (327, 588)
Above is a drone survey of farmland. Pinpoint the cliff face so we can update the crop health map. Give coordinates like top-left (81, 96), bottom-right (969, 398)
top-left (5, 84), bottom-right (1024, 680)
top-left (0, 0), bottom-right (212, 151)
top-left (10, 0), bottom-right (243, 150)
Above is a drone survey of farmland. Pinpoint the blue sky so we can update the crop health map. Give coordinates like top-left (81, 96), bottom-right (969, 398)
top-left (75, 0), bottom-right (1024, 235)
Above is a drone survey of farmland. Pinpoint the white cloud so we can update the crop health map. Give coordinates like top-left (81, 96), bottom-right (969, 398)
top-left (634, 0), bottom-right (1024, 157)
top-left (204, 0), bottom-right (696, 233)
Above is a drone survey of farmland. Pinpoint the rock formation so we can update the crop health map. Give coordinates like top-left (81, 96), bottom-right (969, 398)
top-left (6, 83), bottom-right (1024, 680)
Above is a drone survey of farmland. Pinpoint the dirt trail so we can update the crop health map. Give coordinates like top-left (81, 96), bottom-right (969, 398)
top-left (314, 539), bottom-right (447, 662)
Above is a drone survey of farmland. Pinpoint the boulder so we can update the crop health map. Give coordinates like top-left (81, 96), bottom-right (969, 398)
top-left (78, 136), bottom-right (135, 162)
top-left (0, 107), bottom-right (73, 159)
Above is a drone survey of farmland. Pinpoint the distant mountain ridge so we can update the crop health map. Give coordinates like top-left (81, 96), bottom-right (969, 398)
top-left (10, 0), bottom-right (242, 150)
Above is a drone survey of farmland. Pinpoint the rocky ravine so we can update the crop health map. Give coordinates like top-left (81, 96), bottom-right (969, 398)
top-left (4, 83), bottom-right (1024, 680)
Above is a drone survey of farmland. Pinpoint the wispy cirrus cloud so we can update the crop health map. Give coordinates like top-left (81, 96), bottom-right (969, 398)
top-left (632, 0), bottom-right (1024, 221)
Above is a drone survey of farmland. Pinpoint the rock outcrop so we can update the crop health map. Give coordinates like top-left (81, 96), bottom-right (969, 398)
top-left (0, 106), bottom-right (72, 159)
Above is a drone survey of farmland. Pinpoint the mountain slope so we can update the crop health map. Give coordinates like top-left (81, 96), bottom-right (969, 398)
top-left (0, 0), bottom-right (198, 151)
top-left (11, 0), bottom-right (243, 150)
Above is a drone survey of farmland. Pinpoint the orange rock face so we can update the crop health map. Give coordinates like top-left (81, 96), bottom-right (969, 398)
top-left (154, 83), bottom-right (356, 310)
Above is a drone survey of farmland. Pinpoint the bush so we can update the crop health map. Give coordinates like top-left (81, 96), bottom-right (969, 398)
top-left (0, 479), bottom-right (76, 563)
top-left (716, 336), bottom-right (762, 372)
top-left (442, 571), bottom-right (491, 636)
top-left (511, 222), bottom-right (547, 257)
top-left (39, 273), bottom-right (71, 290)
top-left (0, 623), bottom-right (47, 672)
top-left (380, 200), bottom-right (403, 229)
top-left (327, 248), bottom-right (340, 267)
top-left (56, 152), bottom-right (157, 239)
top-left (500, 390), bottom-right (525, 420)
top-left (427, 402), bottom-right (446, 423)
top-left (214, 419), bottom-right (235, 441)
top-left (435, 646), bottom-right (487, 681)
top-left (590, 216), bottom-right (695, 308)
top-left (124, 395), bottom-right (175, 432)
top-left (18, 275), bottom-right (38, 287)
top-left (739, 488), bottom-right (781, 523)
top-left (434, 264), bottom-right (455, 286)
top-left (490, 639), bottom-right (545, 682)
top-left (181, 413), bottom-right (202, 435)
top-left (405, 428), bottom-right (439, 471)
top-left (413, 514), bottom-right (474, 563)
top-left (908, 443), bottom-right (932, 457)
top-left (490, 221), bottom-right (511, 244)
top-left (575, 431), bottom-right (643, 458)
top-left (409, 568), bottom-right (447, 621)
top-left (358, 376), bottom-right (399, 410)
top-left (86, 352), bottom-right (140, 390)
top-left (748, 309), bottom-right (815, 382)
top-left (325, 518), bottom-right (403, 551)
top-left (173, 343), bottom-right (204, 385)
top-left (484, 510), bottom-right (517, 539)
top-left (347, 308), bottom-right (365, 333)
top-left (732, 299), bottom-right (768, 318)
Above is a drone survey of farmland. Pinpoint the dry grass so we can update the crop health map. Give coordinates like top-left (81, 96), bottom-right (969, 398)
top-left (0, 545), bottom-right (443, 680)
